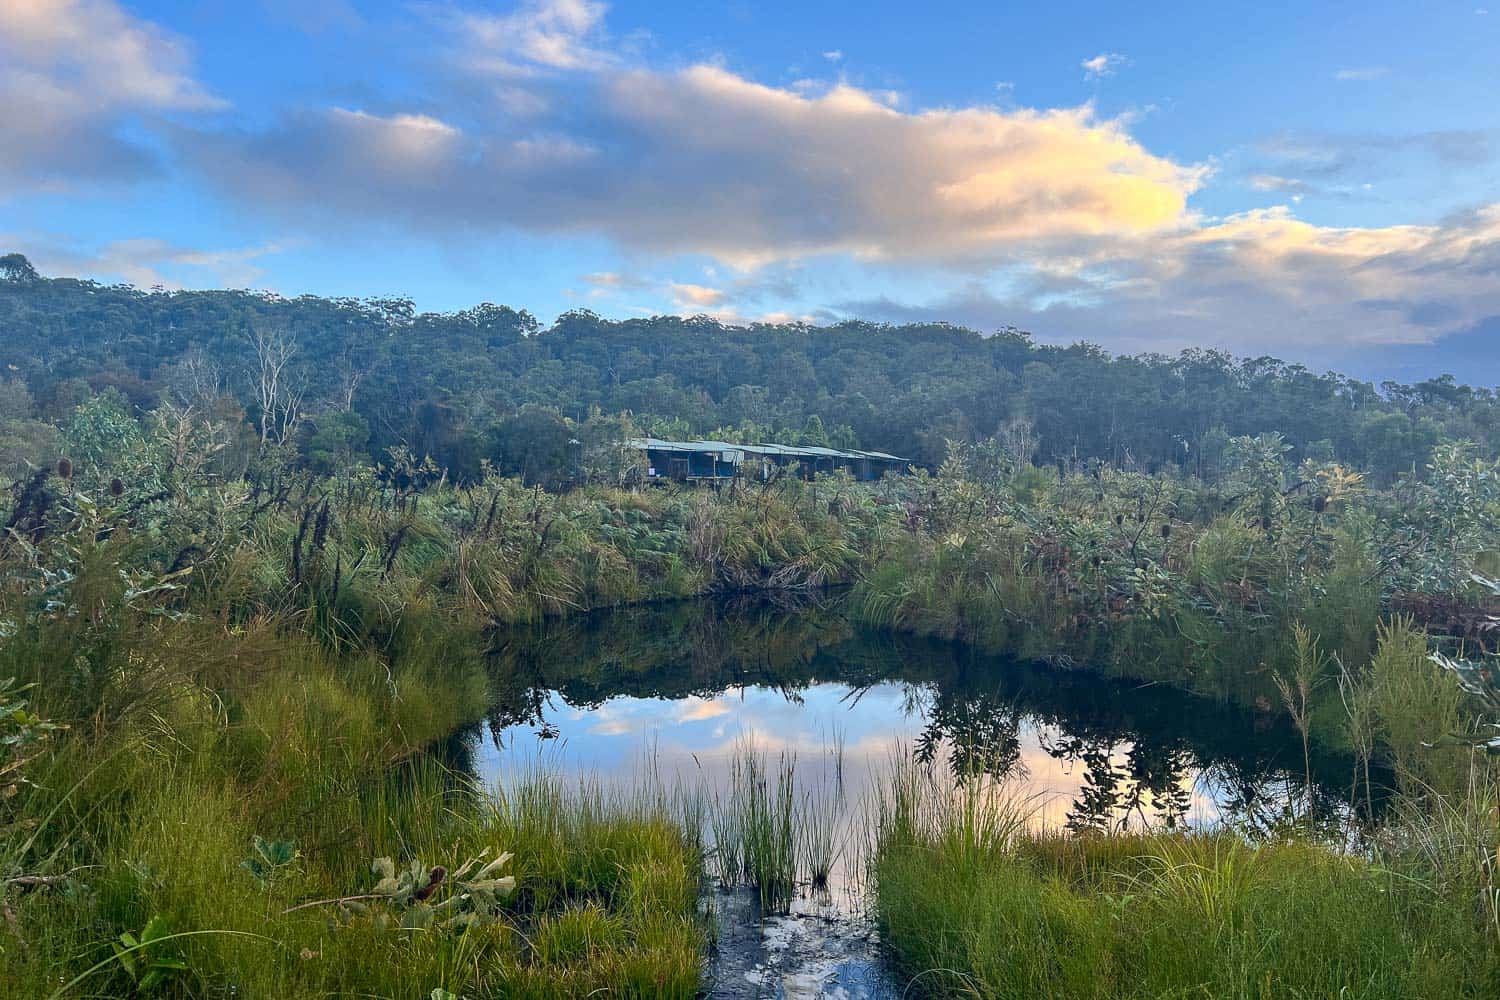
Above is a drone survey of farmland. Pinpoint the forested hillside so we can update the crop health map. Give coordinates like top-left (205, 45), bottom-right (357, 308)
top-left (1, 253), bottom-right (1493, 484)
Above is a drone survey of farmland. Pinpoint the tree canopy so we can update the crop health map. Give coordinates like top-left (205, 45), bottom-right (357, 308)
top-left (2, 254), bottom-right (1494, 484)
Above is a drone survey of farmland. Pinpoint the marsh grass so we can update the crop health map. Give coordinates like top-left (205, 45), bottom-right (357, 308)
top-left (699, 737), bottom-right (852, 911)
top-left (0, 596), bottom-right (707, 999)
top-left (735, 749), bottom-right (798, 912)
top-left (799, 784), bottom-right (842, 891)
top-left (809, 731), bottom-right (849, 886)
top-left (870, 757), bottom-right (1500, 999)
top-left (6, 434), bottom-right (1500, 997)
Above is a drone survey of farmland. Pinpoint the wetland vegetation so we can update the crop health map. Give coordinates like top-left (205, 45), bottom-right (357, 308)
top-left (1, 266), bottom-right (1499, 996)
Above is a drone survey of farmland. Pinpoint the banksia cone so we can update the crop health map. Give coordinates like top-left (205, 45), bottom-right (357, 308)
top-left (1313, 496), bottom-right (1328, 513)
top-left (413, 866), bottom-right (447, 901)
top-left (57, 457), bottom-right (72, 479)
top-left (110, 478), bottom-right (125, 497)
top-left (1115, 513), bottom-right (1124, 526)
top-left (1160, 523), bottom-right (1172, 539)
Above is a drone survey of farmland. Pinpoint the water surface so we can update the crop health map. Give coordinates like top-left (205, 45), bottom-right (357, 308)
top-left (466, 595), bottom-right (1356, 998)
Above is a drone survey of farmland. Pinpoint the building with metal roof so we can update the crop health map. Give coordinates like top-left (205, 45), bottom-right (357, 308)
top-left (629, 437), bottom-right (911, 484)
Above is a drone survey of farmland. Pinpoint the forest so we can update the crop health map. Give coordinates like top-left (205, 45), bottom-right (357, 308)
top-left (2, 253), bottom-right (1489, 484)
top-left (2, 254), bottom-right (1500, 997)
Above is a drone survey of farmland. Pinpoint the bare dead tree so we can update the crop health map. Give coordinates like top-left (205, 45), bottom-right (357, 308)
top-left (998, 416), bottom-right (1039, 470)
top-left (335, 340), bottom-right (374, 412)
top-left (167, 349), bottom-right (223, 408)
top-left (248, 325), bottom-right (305, 445)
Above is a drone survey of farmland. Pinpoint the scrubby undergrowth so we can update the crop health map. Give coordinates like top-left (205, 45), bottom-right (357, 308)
top-left (1, 406), bottom-right (1498, 996)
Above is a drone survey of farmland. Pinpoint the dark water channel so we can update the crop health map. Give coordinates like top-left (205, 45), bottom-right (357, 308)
top-left (459, 594), bottom-right (1360, 998)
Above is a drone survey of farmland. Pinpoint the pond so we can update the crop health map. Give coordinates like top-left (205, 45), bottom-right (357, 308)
top-left (459, 594), bottom-right (1361, 998)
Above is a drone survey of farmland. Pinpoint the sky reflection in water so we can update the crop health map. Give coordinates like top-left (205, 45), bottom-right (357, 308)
top-left (467, 596), bottom-right (1360, 859)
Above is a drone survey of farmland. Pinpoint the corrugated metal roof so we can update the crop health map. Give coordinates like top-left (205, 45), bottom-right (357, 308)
top-left (630, 437), bottom-right (909, 464)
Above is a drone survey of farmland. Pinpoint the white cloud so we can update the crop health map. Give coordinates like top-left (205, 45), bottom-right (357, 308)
top-left (450, 0), bottom-right (612, 77)
top-left (1094, 206), bottom-right (1500, 347)
top-left (847, 204), bottom-right (1500, 353)
top-left (1081, 53), bottom-right (1128, 80)
top-left (1, 0), bottom-right (224, 109)
top-left (116, 0), bottom-right (1500, 356)
top-left (328, 108), bottom-right (461, 162)
top-left (191, 63), bottom-right (1206, 269)
top-left (822, 50), bottom-right (842, 61)
top-left (0, 0), bottom-right (224, 192)
top-left (1248, 174), bottom-right (1310, 194)
top-left (670, 282), bottom-right (726, 308)
top-left (11, 235), bottom-right (285, 290)
top-left (1334, 66), bottom-right (1389, 81)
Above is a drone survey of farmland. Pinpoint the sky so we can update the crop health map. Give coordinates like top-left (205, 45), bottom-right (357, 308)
top-left (2, 0), bottom-right (1498, 382)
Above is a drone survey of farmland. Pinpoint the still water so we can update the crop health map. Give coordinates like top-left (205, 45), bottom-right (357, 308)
top-left (461, 594), bottom-right (1356, 998)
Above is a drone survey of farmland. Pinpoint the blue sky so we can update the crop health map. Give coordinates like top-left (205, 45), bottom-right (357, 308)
top-left (2, 1), bottom-right (1498, 380)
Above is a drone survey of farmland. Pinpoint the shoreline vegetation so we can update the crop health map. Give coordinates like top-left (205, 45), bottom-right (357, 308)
top-left (1, 269), bottom-right (1498, 995)
top-left (3, 426), bottom-right (1497, 995)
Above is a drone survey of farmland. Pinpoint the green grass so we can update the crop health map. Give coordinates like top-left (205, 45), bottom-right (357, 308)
top-left (3, 756), bottom-right (706, 998)
top-left (5, 431), bottom-right (1500, 997)
top-left (0, 599), bottom-right (706, 999)
top-left (871, 763), bottom-right (1500, 999)
top-left (701, 739), bottom-right (850, 911)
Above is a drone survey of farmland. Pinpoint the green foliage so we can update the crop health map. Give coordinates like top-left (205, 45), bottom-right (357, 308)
top-left (239, 836), bottom-right (299, 886)
top-left (0, 676), bottom-right (63, 804)
top-left (1394, 443), bottom-right (1500, 595)
top-left (4, 262), bottom-right (1500, 997)
top-left (112, 915), bottom-right (193, 994)
top-left (1429, 574), bottom-right (1500, 757)
top-left (337, 851), bottom-right (516, 932)
top-left (3, 267), bottom-right (1497, 476)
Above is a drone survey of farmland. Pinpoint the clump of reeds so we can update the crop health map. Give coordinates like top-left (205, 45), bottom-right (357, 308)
top-left (736, 748), bottom-right (798, 912)
top-left (799, 735), bottom-right (846, 891)
top-left (703, 738), bottom-right (853, 912)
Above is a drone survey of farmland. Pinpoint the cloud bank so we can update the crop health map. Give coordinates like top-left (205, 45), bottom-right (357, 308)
top-left (0, 0), bottom-right (223, 192)
top-left (185, 63), bottom-right (1206, 269)
top-left (3, 0), bottom-right (1499, 361)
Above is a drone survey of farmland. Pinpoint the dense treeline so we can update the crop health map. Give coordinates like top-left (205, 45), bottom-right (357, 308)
top-left (2, 253), bottom-right (1494, 485)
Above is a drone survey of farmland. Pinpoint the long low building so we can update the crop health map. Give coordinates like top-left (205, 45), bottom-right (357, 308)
top-left (629, 437), bottom-right (911, 483)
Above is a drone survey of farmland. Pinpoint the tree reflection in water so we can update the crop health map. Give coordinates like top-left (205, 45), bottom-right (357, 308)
top-left (473, 593), bottom-right (1384, 831)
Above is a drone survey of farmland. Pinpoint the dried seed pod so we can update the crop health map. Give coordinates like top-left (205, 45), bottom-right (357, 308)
top-left (1115, 513), bottom-right (1124, 526)
top-left (1313, 496), bottom-right (1328, 513)
top-left (413, 866), bottom-right (447, 902)
top-left (1160, 523), bottom-right (1172, 539)
top-left (110, 477), bottom-right (125, 497)
top-left (56, 457), bottom-right (72, 479)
